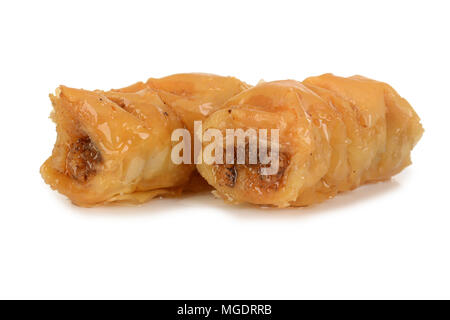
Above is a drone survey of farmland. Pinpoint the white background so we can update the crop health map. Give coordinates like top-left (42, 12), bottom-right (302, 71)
top-left (0, 0), bottom-right (449, 299)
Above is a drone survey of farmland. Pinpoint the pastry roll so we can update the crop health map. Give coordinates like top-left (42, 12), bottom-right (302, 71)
top-left (196, 74), bottom-right (423, 207)
top-left (40, 86), bottom-right (192, 206)
top-left (41, 74), bottom-right (250, 206)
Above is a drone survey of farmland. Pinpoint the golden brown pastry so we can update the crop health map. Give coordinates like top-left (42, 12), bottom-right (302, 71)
top-left (146, 73), bottom-right (251, 131)
top-left (41, 74), bottom-right (250, 206)
top-left (196, 74), bottom-right (424, 207)
top-left (40, 86), bottom-right (191, 206)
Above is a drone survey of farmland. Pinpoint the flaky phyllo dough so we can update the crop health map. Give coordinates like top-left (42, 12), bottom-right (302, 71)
top-left (197, 74), bottom-right (424, 207)
top-left (42, 73), bottom-right (423, 208)
top-left (41, 74), bottom-right (250, 206)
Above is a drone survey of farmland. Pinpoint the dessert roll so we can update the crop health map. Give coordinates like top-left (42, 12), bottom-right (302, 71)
top-left (196, 74), bottom-right (423, 207)
top-left (41, 86), bottom-right (192, 206)
top-left (41, 74), bottom-right (250, 206)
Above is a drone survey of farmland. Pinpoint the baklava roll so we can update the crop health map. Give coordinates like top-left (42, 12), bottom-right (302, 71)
top-left (196, 74), bottom-right (423, 207)
top-left (41, 74), bottom-right (250, 206)
top-left (40, 86), bottom-right (192, 206)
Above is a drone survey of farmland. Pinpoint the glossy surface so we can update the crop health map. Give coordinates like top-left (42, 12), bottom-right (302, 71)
top-left (41, 86), bottom-right (191, 206)
top-left (146, 73), bottom-right (251, 132)
top-left (41, 74), bottom-right (250, 206)
top-left (196, 74), bottom-right (424, 207)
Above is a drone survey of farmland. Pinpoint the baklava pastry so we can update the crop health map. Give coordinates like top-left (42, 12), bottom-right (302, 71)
top-left (116, 73), bottom-right (251, 191)
top-left (41, 74), bottom-right (250, 206)
top-left (146, 73), bottom-right (252, 132)
top-left (196, 74), bottom-right (423, 207)
top-left (40, 85), bottom-right (192, 206)
top-left (115, 73), bottom-right (251, 132)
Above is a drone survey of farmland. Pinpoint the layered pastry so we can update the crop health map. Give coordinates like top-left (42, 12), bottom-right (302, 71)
top-left (196, 74), bottom-right (424, 207)
top-left (41, 74), bottom-right (250, 206)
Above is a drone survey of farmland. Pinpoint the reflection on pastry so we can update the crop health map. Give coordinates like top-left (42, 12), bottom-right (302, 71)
top-left (196, 74), bottom-right (424, 207)
top-left (41, 74), bottom-right (250, 206)
top-left (146, 73), bottom-right (251, 132)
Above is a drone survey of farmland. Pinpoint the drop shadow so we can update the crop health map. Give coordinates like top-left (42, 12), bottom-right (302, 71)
top-left (207, 179), bottom-right (401, 220)
top-left (67, 191), bottom-right (210, 218)
top-left (64, 177), bottom-right (401, 220)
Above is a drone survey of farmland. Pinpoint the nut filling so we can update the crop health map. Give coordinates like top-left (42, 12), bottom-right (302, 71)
top-left (215, 164), bottom-right (237, 188)
top-left (66, 137), bottom-right (102, 182)
top-left (215, 152), bottom-right (289, 192)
